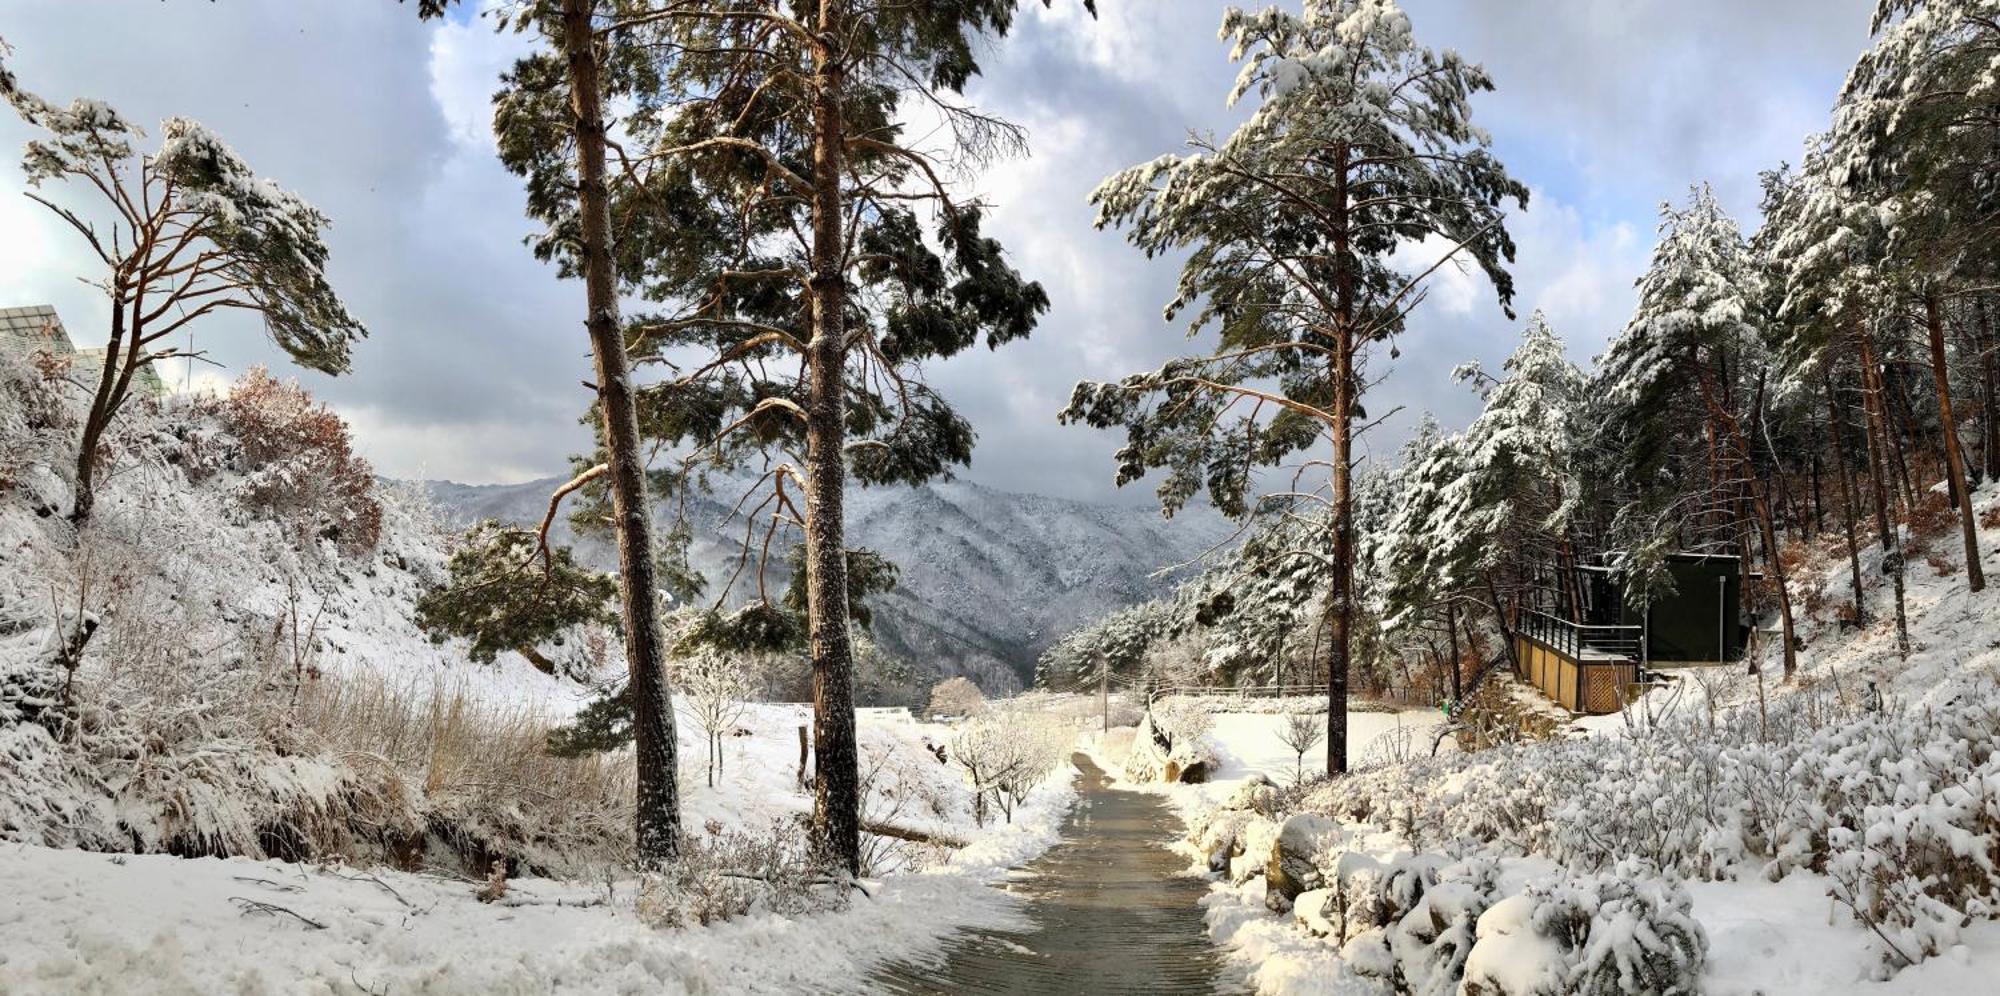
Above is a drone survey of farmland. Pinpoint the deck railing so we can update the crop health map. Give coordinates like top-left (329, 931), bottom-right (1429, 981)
top-left (1520, 610), bottom-right (1643, 663)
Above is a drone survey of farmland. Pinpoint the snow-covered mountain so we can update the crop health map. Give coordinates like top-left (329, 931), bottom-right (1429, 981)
top-left (425, 474), bottom-right (1236, 691)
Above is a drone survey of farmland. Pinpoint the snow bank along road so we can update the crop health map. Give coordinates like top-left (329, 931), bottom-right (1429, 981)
top-left (872, 753), bottom-right (1242, 994)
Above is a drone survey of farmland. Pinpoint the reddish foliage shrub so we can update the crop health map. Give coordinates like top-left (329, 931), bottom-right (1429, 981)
top-left (216, 367), bottom-right (381, 556)
top-left (1904, 491), bottom-right (1955, 541)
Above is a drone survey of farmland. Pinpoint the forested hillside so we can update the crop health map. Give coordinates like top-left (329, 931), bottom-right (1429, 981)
top-left (429, 474), bottom-right (1231, 691)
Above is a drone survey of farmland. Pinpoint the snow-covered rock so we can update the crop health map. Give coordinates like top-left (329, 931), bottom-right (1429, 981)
top-left (1264, 812), bottom-right (1335, 910)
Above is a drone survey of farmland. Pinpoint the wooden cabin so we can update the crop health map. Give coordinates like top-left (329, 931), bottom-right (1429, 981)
top-left (1514, 553), bottom-right (1750, 714)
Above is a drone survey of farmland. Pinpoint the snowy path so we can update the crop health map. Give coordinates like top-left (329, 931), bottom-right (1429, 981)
top-left (871, 753), bottom-right (1242, 994)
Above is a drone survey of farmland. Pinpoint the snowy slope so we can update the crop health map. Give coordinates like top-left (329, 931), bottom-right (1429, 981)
top-left (1150, 479), bottom-right (2000, 995)
top-left (425, 473), bottom-right (1235, 691)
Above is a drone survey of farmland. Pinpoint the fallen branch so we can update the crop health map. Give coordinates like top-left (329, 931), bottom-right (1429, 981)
top-left (862, 820), bottom-right (967, 850)
top-left (230, 876), bottom-right (304, 893)
top-left (229, 897), bottom-right (327, 930)
top-left (719, 871), bottom-right (872, 899)
top-left (328, 870), bottom-right (412, 908)
top-left (494, 895), bottom-right (610, 909)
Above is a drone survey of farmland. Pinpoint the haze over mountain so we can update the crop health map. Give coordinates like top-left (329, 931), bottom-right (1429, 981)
top-left (424, 474), bottom-right (1235, 691)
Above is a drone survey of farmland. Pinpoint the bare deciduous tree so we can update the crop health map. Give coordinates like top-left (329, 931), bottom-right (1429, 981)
top-left (676, 648), bottom-right (751, 788)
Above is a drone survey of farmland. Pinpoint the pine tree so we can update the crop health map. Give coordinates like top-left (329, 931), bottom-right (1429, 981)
top-left (1061, 0), bottom-right (1524, 775)
top-left (410, 0), bottom-right (684, 866)
top-left (413, 521), bottom-right (619, 677)
top-left (1599, 186), bottom-right (1801, 676)
top-left (1, 45), bottom-right (365, 523)
top-left (1763, 144), bottom-right (1915, 656)
top-left (1835, 0), bottom-right (1997, 591)
top-left (1375, 314), bottom-right (1585, 688)
top-left (474, 0), bottom-right (1078, 875)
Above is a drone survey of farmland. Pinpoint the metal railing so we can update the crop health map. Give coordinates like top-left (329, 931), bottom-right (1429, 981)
top-left (1145, 682), bottom-right (1330, 706)
top-left (1519, 610), bottom-right (1642, 663)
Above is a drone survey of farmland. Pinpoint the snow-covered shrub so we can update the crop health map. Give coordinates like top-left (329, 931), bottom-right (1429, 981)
top-left (951, 707), bottom-right (1071, 825)
top-left (1287, 677), bottom-right (2000, 973)
top-left (1384, 855), bottom-right (1507, 996)
top-left (207, 367), bottom-right (381, 557)
top-left (637, 817), bottom-right (849, 928)
top-left (857, 743), bottom-right (955, 875)
top-left (0, 348), bottom-right (74, 503)
top-left (1461, 864), bottom-right (1706, 996)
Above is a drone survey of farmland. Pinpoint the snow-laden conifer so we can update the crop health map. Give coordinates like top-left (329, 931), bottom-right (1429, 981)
top-left (1062, 0), bottom-right (1524, 774)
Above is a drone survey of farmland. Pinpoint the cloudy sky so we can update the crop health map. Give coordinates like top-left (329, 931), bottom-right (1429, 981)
top-left (0, 0), bottom-right (1874, 502)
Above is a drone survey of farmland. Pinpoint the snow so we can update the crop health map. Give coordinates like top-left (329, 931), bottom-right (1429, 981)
top-left (0, 357), bottom-right (1087, 993)
top-left (0, 702), bottom-right (1081, 995)
top-left (0, 843), bottom-right (1022, 995)
top-left (1155, 479), bottom-right (2000, 995)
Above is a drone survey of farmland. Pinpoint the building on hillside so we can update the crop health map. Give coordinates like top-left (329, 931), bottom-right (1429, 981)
top-left (0, 304), bottom-right (72, 356)
top-left (0, 304), bottom-right (166, 396)
top-left (1513, 552), bottom-right (1755, 715)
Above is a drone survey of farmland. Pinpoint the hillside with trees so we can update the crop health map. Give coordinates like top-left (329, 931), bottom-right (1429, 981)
top-left (8, 1), bottom-right (2000, 993)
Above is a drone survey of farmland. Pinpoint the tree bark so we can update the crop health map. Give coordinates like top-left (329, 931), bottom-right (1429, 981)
top-left (1694, 360), bottom-right (1798, 677)
top-left (1823, 365), bottom-right (1867, 626)
top-left (1859, 322), bottom-right (1912, 658)
top-left (1977, 296), bottom-right (2000, 480)
top-left (1923, 290), bottom-right (1985, 591)
top-left (561, 0), bottom-right (679, 865)
top-left (71, 286), bottom-right (131, 524)
top-left (804, 0), bottom-right (862, 875)
top-left (1324, 144), bottom-right (1354, 778)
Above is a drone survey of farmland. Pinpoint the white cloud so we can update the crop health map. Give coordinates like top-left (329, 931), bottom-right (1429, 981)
top-left (427, 4), bottom-right (529, 153)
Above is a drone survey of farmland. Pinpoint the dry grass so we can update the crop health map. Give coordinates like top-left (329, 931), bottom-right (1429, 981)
top-left (293, 670), bottom-right (634, 875)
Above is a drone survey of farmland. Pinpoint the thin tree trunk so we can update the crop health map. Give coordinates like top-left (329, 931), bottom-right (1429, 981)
top-left (1823, 365), bottom-right (1867, 626)
top-left (1446, 599), bottom-right (1462, 702)
top-left (1924, 290), bottom-right (1985, 591)
top-left (1325, 144), bottom-right (1354, 778)
top-left (1695, 361), bottom-right (1798, 677)
top-left (1884, 363), bottom-right (1921, 511)
top-left (1810, 446), bottom-right (1825, 539)
top-left (1977, 296), bottom-right (2000, 480)
top-left (1859, 323), bottom-right (1912, 658)
top-left (71, 288), bottom-right (130, 524)
top-left (804, 0), bottom-right (862, 875)
top-left (561, 0), bottom-right (679, 865)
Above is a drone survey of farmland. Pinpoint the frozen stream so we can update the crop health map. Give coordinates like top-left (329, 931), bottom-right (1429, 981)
top-left (872, 752), bottom-right (1241, 995)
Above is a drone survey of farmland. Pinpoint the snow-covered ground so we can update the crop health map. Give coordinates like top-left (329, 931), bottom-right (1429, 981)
top-left (0, 706), bottom-right (1080, 995)
top-left (1184, 710), bottom-right (2000, 995)
top-left (1162, 480), bottom-right (2000, 995)
top-left (0, 360), bottom-right (1088, 994)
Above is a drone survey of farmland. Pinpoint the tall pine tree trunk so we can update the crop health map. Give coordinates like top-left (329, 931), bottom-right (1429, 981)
top-left (1923, 290), bottom-right (1985, 591)
top-left (561, 0), bottom-right (679, 865)
top-left (805, 0), bottom-right (861, 875)
top-left (1324, 145), bottom-right (1354, 778)
top-left (1859, 323), bottom-right (1912, 658)
top-left (1824, 365), bottom-right (1867, 626)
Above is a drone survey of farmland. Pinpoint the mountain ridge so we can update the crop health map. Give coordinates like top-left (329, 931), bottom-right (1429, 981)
top-left (422, 473), bottom-right (1236, 691)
